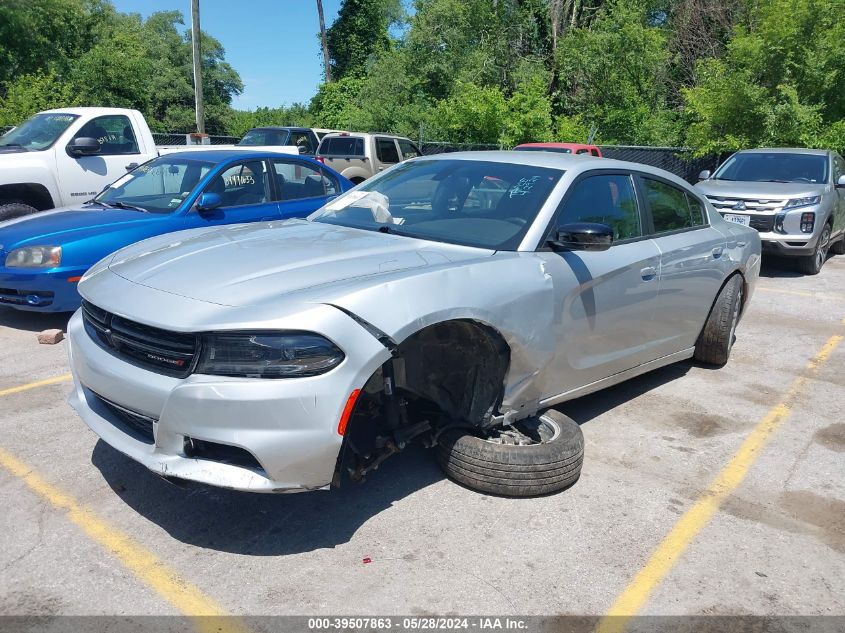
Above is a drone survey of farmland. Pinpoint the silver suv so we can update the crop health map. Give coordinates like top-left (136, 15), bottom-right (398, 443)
top-left (316, 132), bottom-right (421, 184)
top-left (696, 148), bottom-right (845, 274)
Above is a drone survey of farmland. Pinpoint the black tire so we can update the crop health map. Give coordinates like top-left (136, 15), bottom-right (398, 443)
top-left (694, 274), bottom-right (743, 366)
top-left (436, 410), bottom-right (584, 497)
top-left (0, 202), bottom-right (39, 222)
top-left (795, 224), bottom-right (831, 275)
top-left (830, 233), bottom-right (845, 256)
top-left (350, 177), bottom-right (366, 185)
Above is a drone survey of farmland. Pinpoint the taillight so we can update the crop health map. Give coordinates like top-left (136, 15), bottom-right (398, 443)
top-left (316, 156), bottom-right (325, 164)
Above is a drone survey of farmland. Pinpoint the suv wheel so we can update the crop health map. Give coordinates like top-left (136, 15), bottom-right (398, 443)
top-left (436, 410), bottom-right (584, 497)
top-left (796, 224), bottom-right (831, 275)
top-left (0, 201), bottom-right (39, 222)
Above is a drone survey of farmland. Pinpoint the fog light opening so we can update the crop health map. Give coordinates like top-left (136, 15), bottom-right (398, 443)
top-left (800, 212), bottom-right (815, 233)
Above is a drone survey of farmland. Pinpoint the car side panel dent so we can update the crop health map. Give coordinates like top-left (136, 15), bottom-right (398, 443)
top-left (323, 254), bottom-right (556, 419)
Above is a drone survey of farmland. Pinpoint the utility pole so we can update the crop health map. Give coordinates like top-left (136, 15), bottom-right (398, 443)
top-left (190, 0), bottom-right (205, 133)
top-left (317, 0), bottom-right (332, 83)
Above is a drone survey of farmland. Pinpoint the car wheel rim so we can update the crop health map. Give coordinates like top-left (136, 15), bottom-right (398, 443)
top-left (479, 414), bottom-right (562, 446)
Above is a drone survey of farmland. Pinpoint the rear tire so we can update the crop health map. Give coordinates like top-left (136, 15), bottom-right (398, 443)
top-left (436, 410), bottom-right (584, 497)
top-left (0, 202), bottom-right (39, 222)
top-left (694, 274), bottom-right (743, 366)
top-left (796, 224), bottom-right (831, 275)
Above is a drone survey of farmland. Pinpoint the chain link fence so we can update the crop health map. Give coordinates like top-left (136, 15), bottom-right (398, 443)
top-left (598, 145), bottom-right (722, 183)
top-left (151, 132), bottom-right (241, 146)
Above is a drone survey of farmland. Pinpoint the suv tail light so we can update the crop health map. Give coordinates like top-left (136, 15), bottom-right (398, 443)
top-left (315, 156), bottom-right (325, 164)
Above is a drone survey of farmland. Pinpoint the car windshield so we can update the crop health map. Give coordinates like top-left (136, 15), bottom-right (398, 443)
top-left (713, 152), bottom-right (828, 183)
top-left (516, 146), bottom-right (573, 154)
top-left (94, 157), bottom-right (214, 214)
top-left (310, 159), bottom-right (563, 250)
top-left (0, 112), bottom-right (79, 151)
top-left (238, 129), bottom-right (289, 145)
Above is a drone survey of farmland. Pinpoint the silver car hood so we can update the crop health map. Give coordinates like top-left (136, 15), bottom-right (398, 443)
top-left (695, 179), bottom-right (826, 199)
top-left (107, 219), bottom-right (492, 307)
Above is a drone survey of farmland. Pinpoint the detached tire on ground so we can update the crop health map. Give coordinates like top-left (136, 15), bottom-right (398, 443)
top-left (694, 273), bottom-right (743, 366)
top-left (0, 202), bottom-right (39, 222)
top-left (436, 410), bottom-right (584, 497)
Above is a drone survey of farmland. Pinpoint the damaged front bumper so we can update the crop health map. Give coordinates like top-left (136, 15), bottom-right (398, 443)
top-left (66, 307), bottom-right (390, 493)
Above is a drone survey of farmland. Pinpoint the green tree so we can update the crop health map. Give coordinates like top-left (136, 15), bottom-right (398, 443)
top-left (325, 0), bottom-right (398, 80)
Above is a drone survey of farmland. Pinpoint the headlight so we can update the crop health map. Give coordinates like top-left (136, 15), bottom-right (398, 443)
top-left (784, 196), bottom-right (821, 209)
top-left (196, 332), bottom-right (345, 378)
top-left (5, 246), bottom-right (62, 268)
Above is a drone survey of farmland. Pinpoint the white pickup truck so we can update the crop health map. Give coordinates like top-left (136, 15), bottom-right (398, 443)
top-left (0, 107), bottom-right (297, 221)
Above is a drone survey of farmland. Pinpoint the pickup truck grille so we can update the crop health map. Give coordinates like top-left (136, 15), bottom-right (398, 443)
top-left (81, 300), bottom-right (199, 378)
top-left (706, 196), bottom-right (786, 213)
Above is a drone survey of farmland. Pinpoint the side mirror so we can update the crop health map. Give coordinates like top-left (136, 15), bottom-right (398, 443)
top-left (698, 170), bottom-right (711, 181)
top-left (836, 175), bottom-right (845, 188)
top-left (549, 222), bottom-right (613, 252)
top-left (67, 137), bottom-right (101, 157)
top-left (297, 146), bottom-right (308, 155)
top-left (196, 192), bottom-right (223, 212)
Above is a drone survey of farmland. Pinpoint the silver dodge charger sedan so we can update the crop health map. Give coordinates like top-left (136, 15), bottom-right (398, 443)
top-left (67, 152), bottom-right (761, 497)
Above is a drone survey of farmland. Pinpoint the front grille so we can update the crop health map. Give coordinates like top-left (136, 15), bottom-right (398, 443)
top-left (749, 215), bottom-right (776, 232)
top-left (93, 392), bottom-right (157, 444)
top-left (706, 195), bottom-right (787, 213)
top-left (82, 300), bottom-right (199, 377)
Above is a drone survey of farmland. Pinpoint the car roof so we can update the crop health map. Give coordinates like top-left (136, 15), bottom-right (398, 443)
top-left (320, 132), bottom-right (409, 141)
top-left (413, 149), bottom-right (684, 178)
top-left (516, 142), bottom-right (597, 149)
top-left (248, 126), bottom-right (306, 132)
top-left (158, 149), bottom-right (318, 162)
top-left (734, 147), bottom-right (830, 156)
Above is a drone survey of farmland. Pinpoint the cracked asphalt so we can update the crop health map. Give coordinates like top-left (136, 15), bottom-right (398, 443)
top-left (0, 254), bottom-right (843, 623)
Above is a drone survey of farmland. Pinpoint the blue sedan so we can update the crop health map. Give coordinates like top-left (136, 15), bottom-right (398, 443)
top-left (0, 149), bottom-right (352, 312)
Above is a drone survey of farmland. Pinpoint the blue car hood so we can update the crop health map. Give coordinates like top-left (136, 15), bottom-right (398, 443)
top-left (0, 206), bottom-right (163, 248)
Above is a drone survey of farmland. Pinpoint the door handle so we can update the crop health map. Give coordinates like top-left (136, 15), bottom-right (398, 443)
top-left (640, 266), bottom-right (657, 281)
top-left (125, 162), bottom-right (139, 171)
top-left (711, 246), bottom-right (724, 258)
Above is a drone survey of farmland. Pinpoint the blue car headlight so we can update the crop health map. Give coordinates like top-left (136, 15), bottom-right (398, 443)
top-left (196, 332), bottom-right (345, 378)
top-left (5, 246), bottom-right (62, 268)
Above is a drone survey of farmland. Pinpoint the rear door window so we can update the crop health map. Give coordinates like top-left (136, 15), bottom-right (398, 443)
top-left (272, 159), bottom-right (339, 200)
top-left (320, 136), bottom-right (364, 157)
top-left (398, 139), bottom-right (421, 160)
top-left (376, 138), bottom-right (400, 164)
top-left (643, 178), bottom-right (702, 233)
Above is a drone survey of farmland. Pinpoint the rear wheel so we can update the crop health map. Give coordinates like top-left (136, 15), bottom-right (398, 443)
top-left (0, 201), bottom-right (39, 222)
top-left (436, 410), bottom-right (584, 497)
top-left (796, 224), bottom-right (831, 275)
top-left (694, 274), bottom-right (743, 366)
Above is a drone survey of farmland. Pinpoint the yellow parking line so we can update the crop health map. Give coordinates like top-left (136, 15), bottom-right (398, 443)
top-left (0, 448), bottom-right (248, 632)
top-left (0, 374), bottom-right (72, 397)
top-left (596, 331), bottom-right (844, 633)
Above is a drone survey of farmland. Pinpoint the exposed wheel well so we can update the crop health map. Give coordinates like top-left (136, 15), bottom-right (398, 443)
top-left (336, 319), bottom-right (511, 484)
top-left (0, 183), bottom-right (54, 210)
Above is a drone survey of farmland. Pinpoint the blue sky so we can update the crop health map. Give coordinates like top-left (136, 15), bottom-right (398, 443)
top-left (111, 0), bottom-right (345, 110)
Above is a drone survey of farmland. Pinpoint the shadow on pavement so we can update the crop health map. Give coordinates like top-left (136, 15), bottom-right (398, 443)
top-left (558, 361), bottom-right (692, 425)
top-left (759, 257), bottom-right (809, 278)
top-left (91, 438), bottom-right (445, 555)
top-left (0, 307), bottom-right (73, 333)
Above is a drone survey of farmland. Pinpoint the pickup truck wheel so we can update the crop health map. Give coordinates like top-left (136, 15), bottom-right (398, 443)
top-left (796, 224), bottom-right (831, 275)
top-left (0, 202), bottom-right (39, 222)
top-left (694, 274), bottom-right (743, 366)
top-left (436, 410), bottom-right (584, 497)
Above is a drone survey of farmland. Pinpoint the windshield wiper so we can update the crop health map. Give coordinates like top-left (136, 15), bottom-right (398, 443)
top-left (0, 143), bottom-right (28, 150)
top-left (108, 201), bottom-right (149, 213)
top-left (377, 224), bottom-right (411, 237)
top-left (760, 179), bottom-right (790, 183)
top-left (84, 199), bottom-right (110, 207)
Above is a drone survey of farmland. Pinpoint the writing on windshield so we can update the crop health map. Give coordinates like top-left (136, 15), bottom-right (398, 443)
top-left (0, 113), bottom-right (79, 151)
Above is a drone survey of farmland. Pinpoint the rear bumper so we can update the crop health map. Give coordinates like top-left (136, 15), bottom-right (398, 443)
top-left (0, 267), bottom-right (86, 312)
